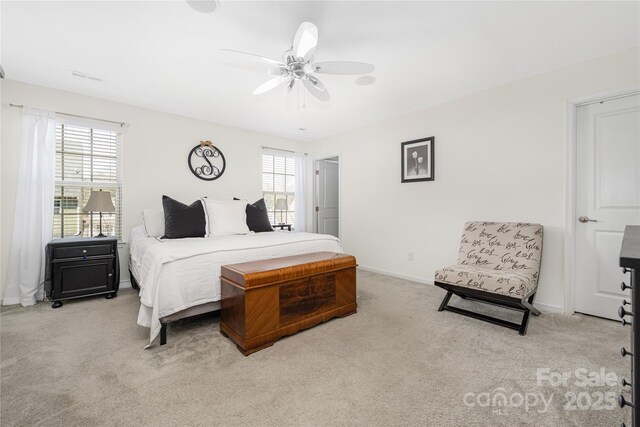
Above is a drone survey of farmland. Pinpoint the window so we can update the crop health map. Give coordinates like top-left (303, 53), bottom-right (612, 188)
top-left (262, 153), bottom-right (295, 227)
top-left (53, 121), bottom-right (123, 240)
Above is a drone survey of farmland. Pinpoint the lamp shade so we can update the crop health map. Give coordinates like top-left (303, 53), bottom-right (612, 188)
top-left (275, 198), bottom-right (288, 211)
top-left (83, 190), bottom-right (115, 213)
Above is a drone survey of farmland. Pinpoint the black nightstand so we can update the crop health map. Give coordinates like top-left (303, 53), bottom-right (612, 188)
top-left (273, 224), bottom-right (292, 231)
top-left (44, 237), bottom-right (120, 308)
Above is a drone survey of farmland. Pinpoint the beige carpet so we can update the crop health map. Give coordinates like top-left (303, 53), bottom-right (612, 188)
top-left (0, 270), bottom-right (631, 426)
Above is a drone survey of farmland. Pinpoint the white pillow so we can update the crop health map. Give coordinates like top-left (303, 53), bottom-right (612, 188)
top-left (200, 198), bottom-right (209, 238)
top-left (202, 199), bottom-right (250, 237)
top-left (142, 209), bottom-right (165, 237)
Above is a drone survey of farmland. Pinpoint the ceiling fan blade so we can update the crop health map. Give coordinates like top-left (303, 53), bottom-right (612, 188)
top-left (220, 49), bottom-right (285, 67)
top-left (313, 61), bottom-right (375, 75)
top-left (253, 75), bottom-right (288, 95)
top-left (303, 77), bottom-right (330, 102)
top-left (269, 67), bottom-right (287, 77)
top-left (292, 22), bottom-right (318, 61)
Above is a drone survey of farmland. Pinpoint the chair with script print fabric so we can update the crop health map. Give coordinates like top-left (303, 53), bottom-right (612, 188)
top-left (434, 221), bottom-right (543, 335)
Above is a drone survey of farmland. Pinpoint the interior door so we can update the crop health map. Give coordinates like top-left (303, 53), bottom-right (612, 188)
top-left (575, 93), bottom-right (640, 319)
top-left (316, 158), bottom-right (339, 237)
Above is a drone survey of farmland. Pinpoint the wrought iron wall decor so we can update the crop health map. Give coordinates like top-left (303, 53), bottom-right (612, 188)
top-left (188, 141), bottom-right (226, 181)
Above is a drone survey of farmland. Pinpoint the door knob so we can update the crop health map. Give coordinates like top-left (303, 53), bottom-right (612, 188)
top-left (578, 216), bottom-right (597, 223)
top-left (621, 347), bottom-right (633, 357)
top-left (619, 306), bottom-right (633, 318)
top-left (618, 394), bottom-right (634, 408)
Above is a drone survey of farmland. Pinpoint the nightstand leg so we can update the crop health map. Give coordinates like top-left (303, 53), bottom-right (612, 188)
top-left (52, 301), bottom-right (63, 309)
top-left (105, 292), bottom-right (117, 299)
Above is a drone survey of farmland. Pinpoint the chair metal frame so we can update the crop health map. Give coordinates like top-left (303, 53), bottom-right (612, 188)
top-left (435, 282), bottom-right (541, 336)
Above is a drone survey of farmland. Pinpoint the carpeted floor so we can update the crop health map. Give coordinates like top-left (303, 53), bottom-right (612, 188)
top-left (0, 270), bottom-right (631, 426)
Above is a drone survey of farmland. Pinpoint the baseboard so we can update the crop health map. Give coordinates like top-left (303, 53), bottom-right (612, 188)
top-left (356, 265), bottom-right (564, 314)
top-left (357, 265), bottom-right (434, 285)
top-left (1, 281), bottom-right (132, 306)
top-left (533, 301), bottom-right (563, 314)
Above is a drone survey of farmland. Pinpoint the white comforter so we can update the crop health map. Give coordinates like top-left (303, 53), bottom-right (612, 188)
top-left (128, 226), bottom-right (343, 346)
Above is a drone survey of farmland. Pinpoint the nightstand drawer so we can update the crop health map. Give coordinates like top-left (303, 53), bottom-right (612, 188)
top-left (54, 244), bottom-right (113, 259)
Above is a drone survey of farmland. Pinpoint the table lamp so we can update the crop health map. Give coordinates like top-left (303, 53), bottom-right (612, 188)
top-left (83, 190), bottom-right (115, 237)
top-left (275, 198), bottom-right (288, 225)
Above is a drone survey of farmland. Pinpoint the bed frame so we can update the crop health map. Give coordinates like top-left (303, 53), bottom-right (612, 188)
top-left (130, 270), bottom-right (221, 345)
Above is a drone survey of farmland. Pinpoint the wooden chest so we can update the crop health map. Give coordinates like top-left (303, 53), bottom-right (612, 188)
top-left (220, 252), bottom-right (357, 355)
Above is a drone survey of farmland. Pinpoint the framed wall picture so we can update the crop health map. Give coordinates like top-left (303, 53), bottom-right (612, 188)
top-left (401, 137), bottom-right (434, 183)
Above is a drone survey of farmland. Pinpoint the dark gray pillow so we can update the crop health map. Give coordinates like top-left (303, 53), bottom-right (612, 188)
top-left (234, 198), bottom-right (274, 232)
top-left (162, 195), bottom-right (206, 239)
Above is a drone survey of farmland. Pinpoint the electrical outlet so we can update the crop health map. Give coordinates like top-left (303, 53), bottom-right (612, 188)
top-left (408, 252), bottom-right (414, 261)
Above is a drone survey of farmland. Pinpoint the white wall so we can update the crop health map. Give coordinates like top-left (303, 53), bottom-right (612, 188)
top-left (2, 47), bottom-right (639, 309)
top-left (308, 47), bottom-right (640, 311)
top-left (0, 80), bottom-right (307, 299)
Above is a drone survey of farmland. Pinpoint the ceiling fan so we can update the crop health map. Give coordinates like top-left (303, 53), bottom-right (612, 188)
top-left (221, 22), bottom-right (375, 102)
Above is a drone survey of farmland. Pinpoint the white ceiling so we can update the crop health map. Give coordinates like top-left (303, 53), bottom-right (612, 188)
top-left (2, 1), bottom-right (639, 141)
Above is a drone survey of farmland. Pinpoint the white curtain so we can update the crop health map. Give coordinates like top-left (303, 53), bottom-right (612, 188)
top-left (4, 108), bottom-right (56, 306)
top-left (294, 152), bottom-right (307, 232)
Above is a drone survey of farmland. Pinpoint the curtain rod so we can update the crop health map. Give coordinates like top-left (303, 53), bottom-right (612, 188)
top-left (262, 145), bottom-right (307, 156)
top-left (9, 103), bottom-right (127, 127)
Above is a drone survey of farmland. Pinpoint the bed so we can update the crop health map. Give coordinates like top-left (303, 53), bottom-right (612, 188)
top-left (128, 225), bottom-right (344, 347)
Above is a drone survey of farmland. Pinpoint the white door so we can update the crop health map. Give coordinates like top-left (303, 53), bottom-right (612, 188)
top-left (575, 93), bottom-right (640, 319)
top-left (315, 158), bottom-right (339, 237)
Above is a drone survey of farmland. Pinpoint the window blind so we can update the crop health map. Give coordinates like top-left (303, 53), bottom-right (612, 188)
top-left (262, 153), bottom-right (295, 226)
top-left (53, 122), bottom-right (123, 239)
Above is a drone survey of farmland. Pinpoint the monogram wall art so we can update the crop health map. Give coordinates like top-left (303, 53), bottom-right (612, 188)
top-left (188, 140), bottom-right (226, 181)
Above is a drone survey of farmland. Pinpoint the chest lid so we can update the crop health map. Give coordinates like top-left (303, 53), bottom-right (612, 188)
top-left (221, 251), bottom-right (355, 289)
